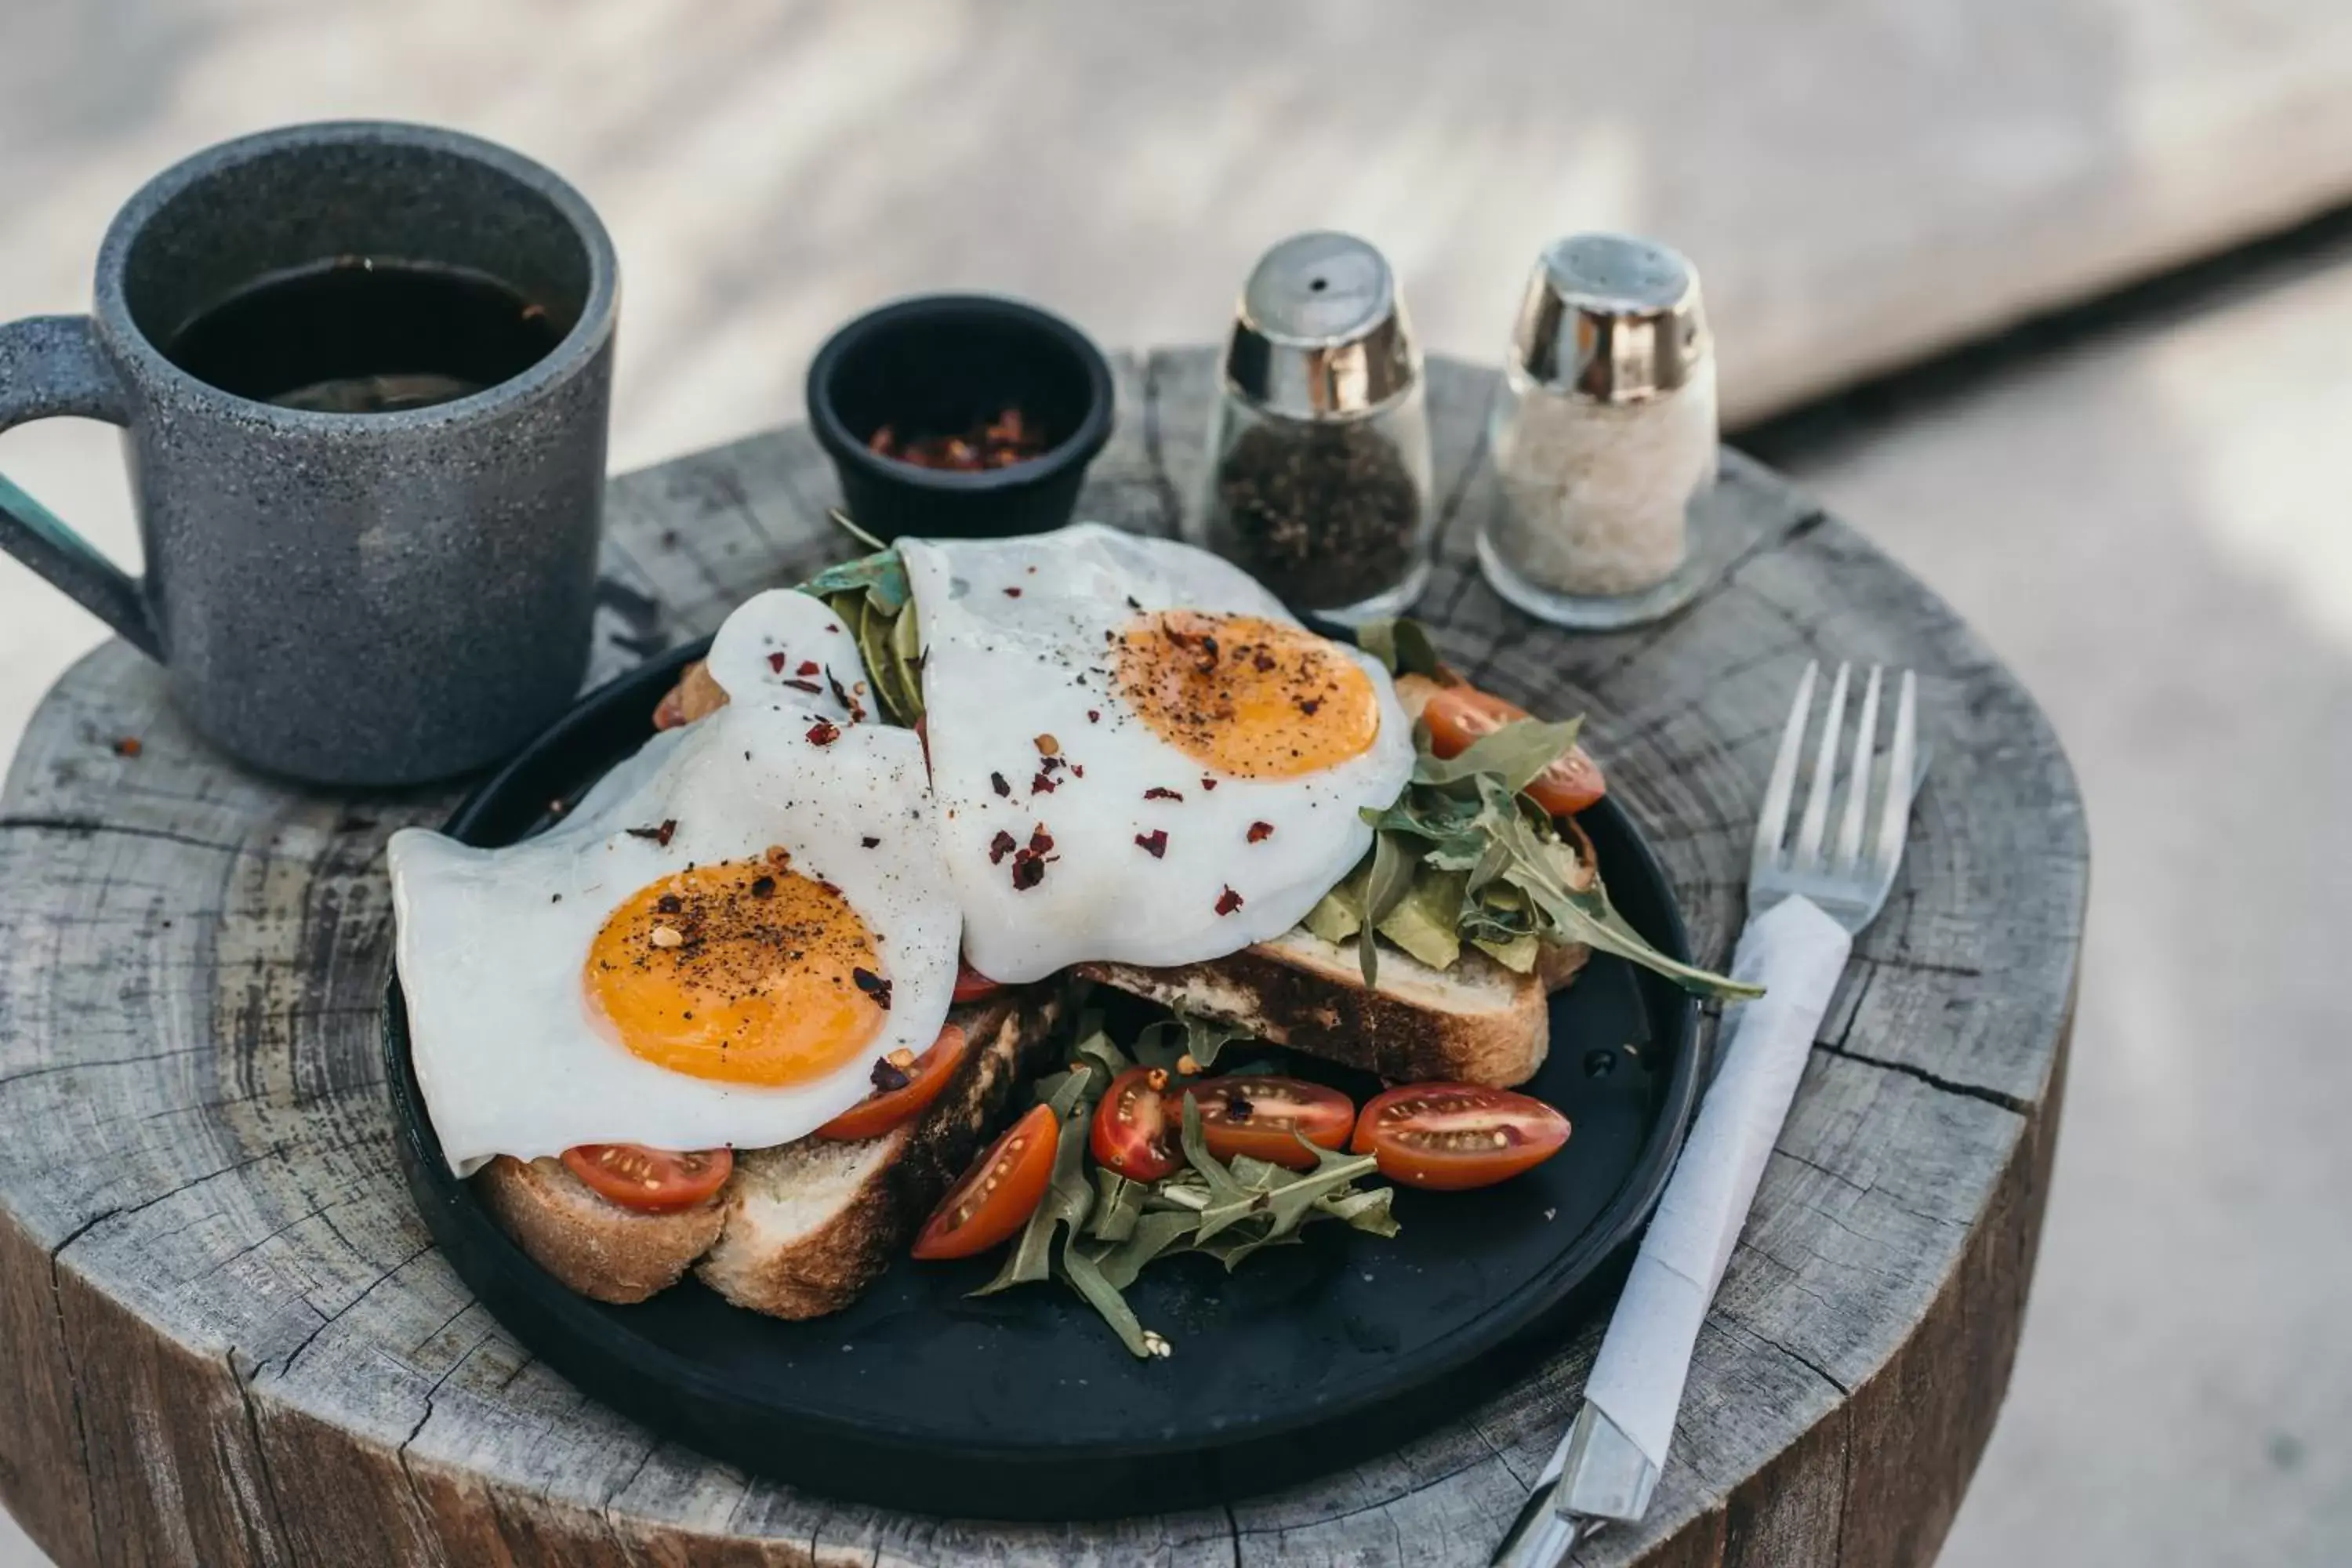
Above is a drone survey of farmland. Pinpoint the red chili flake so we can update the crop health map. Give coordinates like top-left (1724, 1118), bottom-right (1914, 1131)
top-left (1004, 586), bottom-right (1023, 597)
top-left (1144, 786), bottom-right (1184, 802)
top-left (825, 622), bottom-right (840, 633)
top-left (767, 651), bottom-right (789, 673)
top-left (861, 835), bottom-right (881, 848)
top-left (1215, 886), bottom-right (1245, 916)
top-left (1200, 777), bottom-right (1219, 791)
top-left (989, 829), bottom-right (1018, 864)
top-left (852, 967), bottom-right (893, 1010)
top-left (750, 876), bottom-right (776, 898)
top-left (1247, 822), bottom-right (1275, 843)
top-left (655, 893), bottom-right (683, 913)
top-left (870, 1055), bottom-right (913, 1093)
top-left (1087, 710), bottom-right (1101, 724)
top-left (1011, 852), bottom-right (1047, 891)
top-left (781, 678), bottom-right (823, 693)
top-left (1135, 829), bottom-right (1168, 858)
top-left (1031, 771), bottom-right (1058, 794)
top-left (1253, 650), bottom-right (1276, 673)
top-left (1298, 697), bottom-right (1323, 717)
top-left (626, 818), bottom-right (679, 847)
top-left (816, 877), bottom-right (843, 897)
top-left (1028, 826), bottom-right (1054, 855)
top-left (1072, 764), bottom-right (1084, 778)
top-left (991, 771), bottom-right (1012, 797)
top-left (826, 669), bottom-right (863, 720)
top-left (797, 659), bottom-right (819, 676)
top-left (806, 720), bottom-right (842, 746)
top-left (111, 736), bottom-right (142, 757)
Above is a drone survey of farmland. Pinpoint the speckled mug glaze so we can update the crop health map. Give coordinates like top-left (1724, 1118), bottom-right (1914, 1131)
top-left (0, 122), bottom-right (618, 786)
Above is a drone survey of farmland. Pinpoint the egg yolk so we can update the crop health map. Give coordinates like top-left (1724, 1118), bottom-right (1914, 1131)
top-left (583, 855), bottom-right (884, 1087)
top-left (1113, 610), bottom-right (1382, 779)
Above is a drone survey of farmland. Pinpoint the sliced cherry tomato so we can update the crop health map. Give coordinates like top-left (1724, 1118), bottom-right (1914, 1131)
top-left (1349, 1083), bottom-right (1570, 1191)
top-left (913, 1102), bottom-right (1058, 1258)
top-left (561, 1144), bottom-right (735, 1211)
top-left (815, 1024), bottom-right (969, 1142)
top-left (952, 960), bottom-right (1005, 1004)
top-left (1184, 1076), bottom-right (1356, 1170)
top-left (1420, 685), bottom-right (1606, 815)
top-left (1091, 1066), bottom-right (1181, 1181)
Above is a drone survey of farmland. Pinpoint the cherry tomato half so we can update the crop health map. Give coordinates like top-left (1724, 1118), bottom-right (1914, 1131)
top-left (1349, 1083), bottom-right (1570, 1191)
top-left (815, 1023), bottom-right (969, 1142)
top-left (952, 960), bottom-right (1006, 1004)
top-left (1091, 1067), bottom-right (1181, 1181)
top-left (1185, 1076), bottom-right (1356, 1170)
top-left (561, 1144), bottom-right (735, 1211)
top-left (1421, 685), bottom-right (1606, 815)
top-left (913, 1102), bottom-right (1058, 1259)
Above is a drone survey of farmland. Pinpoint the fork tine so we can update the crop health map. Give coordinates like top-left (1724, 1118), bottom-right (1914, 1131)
top-left (1872, 670), bottom-right (1918, 879)
top-left (1834, 666), bottom-right (1882, 873)
top-left (1791, 662), bottom-right (1849, 870)
top-left (1752, 660), bottom-right (1817, 871)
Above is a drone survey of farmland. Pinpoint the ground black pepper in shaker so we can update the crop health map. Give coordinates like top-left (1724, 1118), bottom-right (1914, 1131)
top-left (1189, 232), bottom-right (1433, 621)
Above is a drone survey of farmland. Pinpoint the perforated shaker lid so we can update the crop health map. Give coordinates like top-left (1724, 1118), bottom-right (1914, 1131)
top-left (1224, 231), bottom-right (1419, 420)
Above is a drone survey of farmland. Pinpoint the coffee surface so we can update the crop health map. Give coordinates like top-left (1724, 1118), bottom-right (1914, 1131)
top-left (162, 257), bottom-right (565, 413)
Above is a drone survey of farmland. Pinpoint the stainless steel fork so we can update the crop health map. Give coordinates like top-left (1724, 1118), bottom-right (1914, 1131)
top-left (1493, 659), bottom-right (1922, 1568)
top-left (1748, 660), bottom-right (1918, 933)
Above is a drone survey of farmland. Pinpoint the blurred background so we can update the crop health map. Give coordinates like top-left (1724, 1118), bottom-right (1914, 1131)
top-left (5, 2), bottom-right (2350, 1562)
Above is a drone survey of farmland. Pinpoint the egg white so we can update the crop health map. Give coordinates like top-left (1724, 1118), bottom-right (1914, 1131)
top-left (702, 587), bottom-right (871, 719)
top-left (902, 523), bottom-right (1414, 983)
top-left (390, 670), bottom-right (953, 1177)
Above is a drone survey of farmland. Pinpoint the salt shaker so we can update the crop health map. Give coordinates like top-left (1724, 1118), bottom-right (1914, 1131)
top-left (1479, 234), bottom-right (1719, 629)
top-left (1191, 232), bottom-right (1434, 622)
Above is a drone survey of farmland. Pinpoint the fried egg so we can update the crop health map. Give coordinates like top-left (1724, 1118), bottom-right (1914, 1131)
top-left (390, 594), bottom-right (954, 1175)
top-left (700, 586), bottom-right (872, 720)
top-left (903, 523), bottom-right (1414, 982)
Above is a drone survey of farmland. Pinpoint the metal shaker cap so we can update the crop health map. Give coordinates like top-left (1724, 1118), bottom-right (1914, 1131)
top-left (1224, 231), bottom-right (1419, 420)
top-left (1512, 234), bottom-right (1708, 403)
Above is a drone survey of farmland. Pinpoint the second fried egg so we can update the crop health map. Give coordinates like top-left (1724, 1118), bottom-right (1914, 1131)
top-left (902, 524), bottom-right (1414, 982)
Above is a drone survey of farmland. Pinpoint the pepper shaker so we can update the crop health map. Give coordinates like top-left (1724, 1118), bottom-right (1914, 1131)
top-left (1479, 234), bottom-right (1719, 629)
top-left (1190, 232), bottom-right (1434, 622)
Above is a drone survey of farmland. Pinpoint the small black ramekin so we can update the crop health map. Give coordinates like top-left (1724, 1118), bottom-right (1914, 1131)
top-left (807, 294), bottom-right (1116, 541)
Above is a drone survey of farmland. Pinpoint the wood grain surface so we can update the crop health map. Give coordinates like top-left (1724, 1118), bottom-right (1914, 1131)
top-left (0, 350), bottom-right (2085, 1566)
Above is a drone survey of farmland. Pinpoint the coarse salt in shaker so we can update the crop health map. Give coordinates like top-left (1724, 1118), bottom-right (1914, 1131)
top-left (1190, 231), bottom-right (1434, 622)
top-left (1479, 234), bottom-right (1719, 629)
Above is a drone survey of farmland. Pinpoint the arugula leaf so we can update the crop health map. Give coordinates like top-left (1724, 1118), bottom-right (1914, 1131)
top-left (1084, 1210), bottom-right (1200, 1290)
top-left (1089, 1169), bottom-right (1145, 1243)
top-left (1412, 716), bottom-right (1585, 795)
top-left (800, 546), bottom-right (909, 612)
top-left (1356, 618), bottom-right (1445, 677)
top-left (1359, 829), bottom-right (1418, 985)
top-left (1472, 775), bottom-right (1762, 1000)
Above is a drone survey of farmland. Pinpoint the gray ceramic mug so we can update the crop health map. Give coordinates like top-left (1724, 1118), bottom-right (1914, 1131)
top-left (0, 122), bottom-right (617, 786)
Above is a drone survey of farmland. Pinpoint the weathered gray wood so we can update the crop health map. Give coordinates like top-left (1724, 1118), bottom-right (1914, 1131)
top-left (0, 350), bottom-right (2084, 1566)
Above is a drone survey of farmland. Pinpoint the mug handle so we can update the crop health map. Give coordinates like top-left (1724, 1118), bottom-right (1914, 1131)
top-left (0, 316), bottom-right (162, 659)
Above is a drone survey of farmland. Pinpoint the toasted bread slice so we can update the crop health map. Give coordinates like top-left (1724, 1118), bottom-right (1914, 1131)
top-left (474, 994), bottom-right (1058, 1315)
top-left (695, 992), bottom-right (1060, 1319)
top-left (1080, 927), bottom-right (1578, 1088)
top-left (476, 1153), bottom-right (728, 1305)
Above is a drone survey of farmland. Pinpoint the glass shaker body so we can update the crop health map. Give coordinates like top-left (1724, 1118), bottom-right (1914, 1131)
top-left (1478, 233), bottom-right (1720, 630)
top-left (1192, 381), bottom-right (1434, 623)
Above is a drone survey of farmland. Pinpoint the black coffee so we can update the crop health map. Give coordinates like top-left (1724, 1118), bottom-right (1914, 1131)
top-left (162, 257), bottom-right (566, 413)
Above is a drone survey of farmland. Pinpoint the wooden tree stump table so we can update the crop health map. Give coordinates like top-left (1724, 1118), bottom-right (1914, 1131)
top-left (0, 350), bottom-right (2084, 1568)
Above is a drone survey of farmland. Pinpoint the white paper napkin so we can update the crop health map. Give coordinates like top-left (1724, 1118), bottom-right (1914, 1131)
top-left (1579, 894), bottom-right (1853, 1472)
